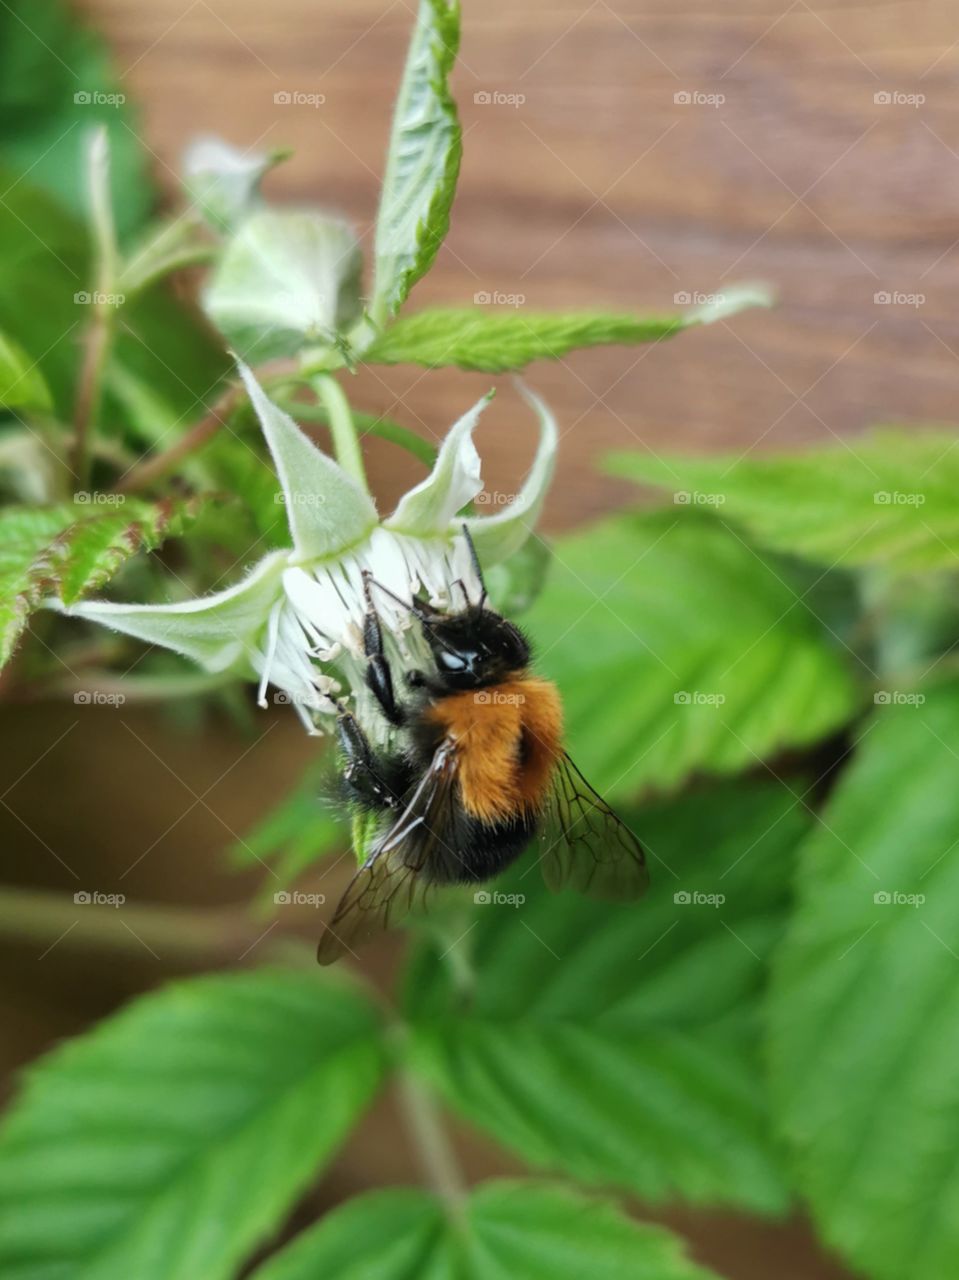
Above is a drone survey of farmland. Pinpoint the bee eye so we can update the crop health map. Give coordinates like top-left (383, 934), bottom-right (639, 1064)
top-left (438, 650), bottom-right (467, 671)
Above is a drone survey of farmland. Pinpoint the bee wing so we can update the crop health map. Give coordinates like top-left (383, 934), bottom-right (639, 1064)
top-left (317, 739), bottom-right (460, 964)
top-left (538, 752), bottom-right (649, 900)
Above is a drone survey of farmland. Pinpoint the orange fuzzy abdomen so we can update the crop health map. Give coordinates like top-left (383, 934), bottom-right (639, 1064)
top-left (424, 677), bottom-right (564, 823)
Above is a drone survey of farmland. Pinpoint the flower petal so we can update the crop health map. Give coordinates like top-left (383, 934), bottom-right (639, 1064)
top-left (384, 392), bottom-right (491, 538)
top-left (204, 210), bottom-right (363, 361)
top-left (237, 361), bottom-right (378, 562)
top-left (47, 551), bottom-right (289, 675)
top-left (460, 383), bottom-right (557, 566)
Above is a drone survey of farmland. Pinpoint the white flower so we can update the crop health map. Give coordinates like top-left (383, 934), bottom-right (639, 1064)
top-left (53, 364), bottom-right (557, 739)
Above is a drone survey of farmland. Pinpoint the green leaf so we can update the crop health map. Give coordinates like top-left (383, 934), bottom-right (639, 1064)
top-left (524, 511), bottom-right (861, 800)
top-left (768, 679), bottom-right (959, 1280)
top-left (484, 534), bottom-right (553, 616)
top-left (0, 175), bottom-right (88, 415)
top-left (371, 0), bottom-right (461, 321)
top-left (0, 171), bottom-right (227, 427)
top-left (0, 0), bottom-right (154, 237)
top-left (230, 757), bottom-right (348, 900)
top-left (0, 330), bottom-right (53, 414)
top-left (608, 428), bottom-right (959, 574)
top-left (401, 780), bottom-right (803, 1213)
top-left (0, 967), bottom-right (385, 1280)
top-left (363, 287), bottom-right (771, 371)
top-left (0, 497), bottom-right (198, 668)
top-left (237, 363), bottom-right (377, 560)
top-left (111, 281), bottom-right (231, 428)
top-left (55, 550), bottom-right (288, 679)
top-left (250, 1180), bottom-right (723, 1280)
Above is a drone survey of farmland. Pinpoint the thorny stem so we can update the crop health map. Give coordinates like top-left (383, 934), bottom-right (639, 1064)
top-left (312, 372), bottom-right (367, 489)
top-left (391, 1024), bottom-right (469, 1223)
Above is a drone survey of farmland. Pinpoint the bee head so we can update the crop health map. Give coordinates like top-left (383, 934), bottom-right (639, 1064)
top-left (420, 606), bottom-right (531, 689)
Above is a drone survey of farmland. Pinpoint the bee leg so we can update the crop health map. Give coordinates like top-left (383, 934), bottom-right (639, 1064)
top-left (361, 571), bottom-right (406, 727)
top-left (335, 708), bottom-right (403, 812)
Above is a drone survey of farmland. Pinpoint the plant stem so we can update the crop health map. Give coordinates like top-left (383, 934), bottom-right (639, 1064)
top-left (395, 1054), bottom-right (468, 1222)
top-left (73, 313), bottom-right (111, 489)
top-left (116, 384), bottom-right (241, 493)
top-left (73, 127), bottom-right (119, 492)
top-left (312, 373), bottom-right (367, 488)
top-left (0, 885), bottom-right (255, 966)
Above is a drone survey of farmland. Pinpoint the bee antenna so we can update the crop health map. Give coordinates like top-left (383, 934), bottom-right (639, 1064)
top-left (460, 523), bottom-right (487, 610)
top-left (361, 570), bottom-right (429, 620)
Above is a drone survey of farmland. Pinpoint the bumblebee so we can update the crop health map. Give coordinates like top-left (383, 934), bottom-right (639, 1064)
top-left (317, 539), bottom-right (648, 963)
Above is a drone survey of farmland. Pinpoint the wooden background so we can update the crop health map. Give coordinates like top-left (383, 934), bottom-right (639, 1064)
top-left (5, 4), bottom-right (956, 1277)
top-left (84, 0), bottom-right (959, 531)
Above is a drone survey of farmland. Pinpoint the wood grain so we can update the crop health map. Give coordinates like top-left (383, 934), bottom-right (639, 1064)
top-left (77, 0), bottom-right (959, 530)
